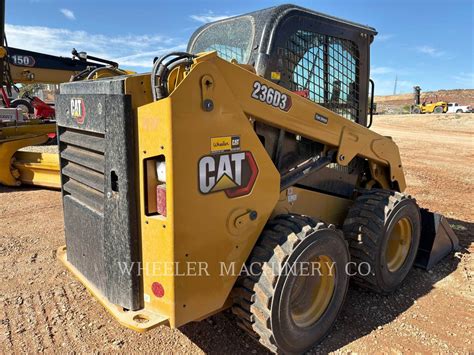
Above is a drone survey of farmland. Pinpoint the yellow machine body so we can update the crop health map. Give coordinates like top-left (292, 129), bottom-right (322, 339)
top-left (0, 123), bottom-right (59, 187)
top-left (12, 151), bottom-right (60, 188)
top-left (0, 49), bottom-right (131, 189)
top-left (137, 52), bottom-right (405, 327)
top-left (59, 51), bottom-right (407, 329)
top-left (417, 101), bottom-right (448, 114)
top-left (7, 64), bottom-right (134, 84)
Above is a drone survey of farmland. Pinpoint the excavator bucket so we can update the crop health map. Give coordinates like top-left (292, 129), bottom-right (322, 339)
top-left (415, 209), bottom-right (459, 270)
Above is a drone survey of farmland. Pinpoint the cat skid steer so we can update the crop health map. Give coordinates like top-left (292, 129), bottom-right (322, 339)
top-left (55, 5), bottom-right (458, 354)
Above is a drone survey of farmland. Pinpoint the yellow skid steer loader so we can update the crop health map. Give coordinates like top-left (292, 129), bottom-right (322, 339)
top-left (55, 5), bottom-right (458, 353)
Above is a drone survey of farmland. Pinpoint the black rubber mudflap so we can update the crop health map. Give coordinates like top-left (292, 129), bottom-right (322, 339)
top-left (414, 209), bottom-right (459, 270)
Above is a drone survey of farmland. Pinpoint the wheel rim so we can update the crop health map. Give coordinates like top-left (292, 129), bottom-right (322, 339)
top-left (16, 104), bottom-right (30, 115)
top-left (385, 217), bottom-right (412, 272)
top-left (290, 255), bottom-right (335, 327)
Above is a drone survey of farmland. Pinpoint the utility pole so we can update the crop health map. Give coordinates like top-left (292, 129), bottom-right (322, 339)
top-left (393, 74), bottom-right (398, 95)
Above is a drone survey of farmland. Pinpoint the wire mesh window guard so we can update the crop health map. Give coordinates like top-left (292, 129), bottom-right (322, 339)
top-left (286, 30), bottom-right (360, 121)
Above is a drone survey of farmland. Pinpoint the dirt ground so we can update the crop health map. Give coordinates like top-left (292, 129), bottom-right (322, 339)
top-left (1, 113), bottom-right (473, 353)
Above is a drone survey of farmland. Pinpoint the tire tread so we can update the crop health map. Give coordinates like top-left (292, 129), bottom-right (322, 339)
top-left (342, 189), bottom-right (417, 293)
top-left (232, 214), bottom-right (330, 352)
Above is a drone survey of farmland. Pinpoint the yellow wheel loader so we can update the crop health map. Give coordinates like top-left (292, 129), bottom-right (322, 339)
top-left (55, 5), bottom-right (458, 354)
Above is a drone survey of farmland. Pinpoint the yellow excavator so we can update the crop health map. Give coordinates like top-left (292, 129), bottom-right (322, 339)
top-left (54, 5), bottom-right (458, 354)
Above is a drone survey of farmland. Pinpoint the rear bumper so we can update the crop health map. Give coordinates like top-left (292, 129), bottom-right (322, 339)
top-left (57, 246), bottom-right (169, 332)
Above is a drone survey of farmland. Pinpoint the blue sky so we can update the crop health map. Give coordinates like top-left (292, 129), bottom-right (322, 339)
top-left (6, 0), bottom-right (474, 95)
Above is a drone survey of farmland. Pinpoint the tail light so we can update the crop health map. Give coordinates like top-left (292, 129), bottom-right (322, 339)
top-left (156, 161), bottom-right (166, 183)
top-left (156, 184), bottom-right (167, 217)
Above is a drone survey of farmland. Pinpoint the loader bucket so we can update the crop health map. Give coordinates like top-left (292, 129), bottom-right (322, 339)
top-left (414, 209), bottom-right (459, 270)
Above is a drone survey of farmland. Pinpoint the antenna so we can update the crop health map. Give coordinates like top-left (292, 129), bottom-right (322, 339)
top-left (393, 74), bottom-right (398, 95)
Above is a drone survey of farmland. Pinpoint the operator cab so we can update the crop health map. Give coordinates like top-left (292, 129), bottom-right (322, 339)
top-left (188, 4), bottom-right (377, 126)
top-left (189, 4), bottom-right (377, 198)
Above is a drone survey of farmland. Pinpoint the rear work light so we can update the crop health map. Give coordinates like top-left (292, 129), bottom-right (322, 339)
top-left (145, 155), bottom-right (167, 217)
top-left (156, 161), bottom-right (166, 183)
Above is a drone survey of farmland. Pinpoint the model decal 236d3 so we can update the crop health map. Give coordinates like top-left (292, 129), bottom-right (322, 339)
top-left (251, 81), bottom-right (292, 111)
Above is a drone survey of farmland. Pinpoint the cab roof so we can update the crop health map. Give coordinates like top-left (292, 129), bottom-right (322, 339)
top-left (188, 4), bottom-right (377, 54)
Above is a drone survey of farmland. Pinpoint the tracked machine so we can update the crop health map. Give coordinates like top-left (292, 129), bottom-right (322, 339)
top-left (55, 5), bottom-right (458, 353)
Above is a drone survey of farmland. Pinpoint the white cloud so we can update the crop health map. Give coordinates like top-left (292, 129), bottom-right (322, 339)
top-left (5, 24), bottom-right (186, 68)
top-left (371, 66), bottom-right (394, 75)
top-left (60, 8), bottom-right (76, 20)
top-left (190, 11), bottom-right (234, 23)
top-left (417, 45), bottom-right (445, 57)
top-left (372, 77), bottom-right (415, 96)
top-left (370, 66), bottom-right (414, 95)
top-left (452, 72), bottom-right (474, 87)
top-left (376, 34), bottom-right (394, 42)
top-left (370, 66), bottom-right (414, 94)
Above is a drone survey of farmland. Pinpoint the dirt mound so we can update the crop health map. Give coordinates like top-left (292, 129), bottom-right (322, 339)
top-left (375, 89), bottom-right (474, 114)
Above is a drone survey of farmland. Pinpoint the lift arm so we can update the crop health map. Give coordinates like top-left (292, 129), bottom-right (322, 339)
top-left (187, 52), bottom-right (405, 191)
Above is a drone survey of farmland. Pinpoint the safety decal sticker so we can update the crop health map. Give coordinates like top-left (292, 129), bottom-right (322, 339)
top-left (251, 81), bottom-right (292, 111)
top-left (70, 98), bottom-right (86, 124)
top-left (198, 151), bottom-right (258, 198)
top-left (314, 113), bottom-right (328, 124)
top-left (210, 136), bottom-right (240, 153)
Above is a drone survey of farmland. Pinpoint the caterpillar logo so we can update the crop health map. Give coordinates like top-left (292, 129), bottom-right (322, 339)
top-left (198, 151), bottom-right (258, 198)
top-left (70, 98), bottom-right (86, 124)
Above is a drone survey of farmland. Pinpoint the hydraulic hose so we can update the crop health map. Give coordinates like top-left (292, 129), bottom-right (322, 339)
top-left (86, 66), bottom-right (128, 80)
top-left (151, 52), bottom-right (196, 101)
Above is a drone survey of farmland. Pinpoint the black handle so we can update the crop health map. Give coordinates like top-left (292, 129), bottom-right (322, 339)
top-left (367, 78), bottom-right (375, 128)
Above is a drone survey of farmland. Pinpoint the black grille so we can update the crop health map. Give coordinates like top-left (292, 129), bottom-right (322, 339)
top-left (59, 127), bottom-right (105, 214)
top-left (285, 30), bottom-right (360, 121)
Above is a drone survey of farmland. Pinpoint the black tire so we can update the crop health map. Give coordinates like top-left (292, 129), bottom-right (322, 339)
top-left (10, 98), bottom-right (34, 115)
top-left (343, 189), bottom-right (421, 294)
top-left (433, 106), bottom-right (444, 114)
top-left (456, 109), bottom-right (463, 113)
top-left (412, 107), bottom-right (421, 114)
top-left (232, 214), bottom-right (350, 354)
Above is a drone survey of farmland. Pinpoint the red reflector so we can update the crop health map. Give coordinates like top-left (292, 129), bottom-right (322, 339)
top-left (156, 184), bottom-right (167, 216)
top-left (151, 282), bottom-right (165, 298)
